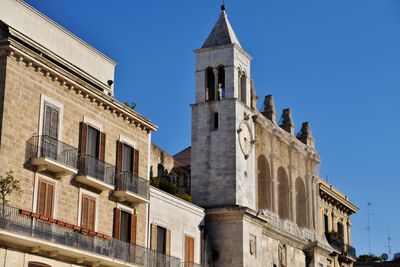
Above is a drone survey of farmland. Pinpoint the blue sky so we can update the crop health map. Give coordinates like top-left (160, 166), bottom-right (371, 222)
top-left (26, 0), bottom-right (400, 258)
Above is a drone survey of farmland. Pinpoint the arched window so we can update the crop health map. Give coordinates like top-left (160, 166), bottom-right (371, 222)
top-left (257, 155), bottom-right (272, 210)
top-left (240, 72), bottom-right (247, 103)
top-left (205, 67), bottom-right (215, 101)
top-left (217, 66), bottom-right (225, 100)
top-left (295, 177), bottom-right (307, 228)
top-left (277, 167), bottom-right (290, 220)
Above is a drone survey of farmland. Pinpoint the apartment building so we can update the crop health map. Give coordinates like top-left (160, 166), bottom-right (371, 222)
top-left (319, 178), bottom-right (359, 267)
top-left (0, 1), bottom-right (203, 266)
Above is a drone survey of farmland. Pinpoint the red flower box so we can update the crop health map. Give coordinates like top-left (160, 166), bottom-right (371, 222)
top-left (39, 215), bottom-right (49, 221)
top-left (20, 210), bottom-right (31, 216)
top-left (96, 233), bottom-right (104, 238)
top-left (81, 228), bottom-right (89, 234)
top-left (65, 223), bottom-right (74, 229)
top-left (31, 212), bottom-right (40, 218)
top-left (73, 225), bottom-right (81, 231)
top-left (56, 220), bottom-right (66, 226)
top-left (48, 218), bottom-right (57, 224)
top-left (89, 231), bottom-right (96, 236)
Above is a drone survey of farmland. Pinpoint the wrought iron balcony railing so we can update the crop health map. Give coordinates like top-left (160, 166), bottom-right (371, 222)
top-left (0, 205), bottom-right (181, 266)
top-left (116, 171), bottom-right (150, 200)
top-left (344, 244), bottom-right (357, 260)
top-left (26, 135), bottom-right (78, 169)
top-left (78, 155), bottom-right (115, 186)
top-left (325, 232), bottom-right (343, 252)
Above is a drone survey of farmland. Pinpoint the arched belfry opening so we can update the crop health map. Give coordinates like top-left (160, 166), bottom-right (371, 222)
top-left (217, 65), bottom-right (225, 100)
top-left (295, 177), bottom-right (307, 228)
top-left (257, 155), bottom-right (272, 210)
top-left (277, 167), bottom-right (290, 220)
top-left (240, 71), bottom-right (247, 103)
top-left (205, 67), bottom-right (215, 101)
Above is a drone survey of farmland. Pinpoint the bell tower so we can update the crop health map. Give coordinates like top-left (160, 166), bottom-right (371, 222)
top-left (191, 6), bottom-right (256, 210)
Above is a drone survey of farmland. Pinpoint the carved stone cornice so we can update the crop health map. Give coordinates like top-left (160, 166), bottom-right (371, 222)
top-left (0, 44), bottom-right (157, 133)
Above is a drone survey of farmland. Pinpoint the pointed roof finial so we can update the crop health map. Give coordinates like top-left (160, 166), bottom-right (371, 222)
top-left (221, 0), bottom-right (226, 11)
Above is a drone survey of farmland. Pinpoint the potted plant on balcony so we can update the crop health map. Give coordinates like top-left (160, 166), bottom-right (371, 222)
top-left (0, 170), bottom-right (22, 227)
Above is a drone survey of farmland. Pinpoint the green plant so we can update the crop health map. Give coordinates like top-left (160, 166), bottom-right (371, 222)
top-left (177, 193), bottom-right (192, 203)
top-left (150, 177), bottom-right (159, 187)
top-left (124, 102), bottom-right (137, 110)
top-left (0, 170), bottom-right (22, 215)
top-left (158, 179), bottom-right (177, 195)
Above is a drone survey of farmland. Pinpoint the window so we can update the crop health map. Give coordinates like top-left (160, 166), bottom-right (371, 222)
top-left (37, 179), bottom-right (54, 217)
top-left (122, 144), bottom-right (134, 173)
top-left (42, 102), bottom-right (59, 139)
top-left (151, 224), bottom-right (171, 255)
top-left (87, 126), bottom-right (100, 158)
top-left (116, 140), bottom-right (139, 177)
top-left (240, 73), bottom-right (247, 103)
top-left (113, 207), bottom-right (137, 245)
top-left (324, 214), bottom-right (329, 233)
top-left (184, 235), bottom-right (195, 264)
top-left (337, 222), bottom-right (344, 244)
top-left (205, 67), bottom-right (215, 101)
top-left (213, 112), bottom-right (219, 129)
top-left (157, 226), bottom-right (167, 254)
top-left (81, 194), bottom-right (96, 231)
top-left (120, 210), bottom-right (132, 243)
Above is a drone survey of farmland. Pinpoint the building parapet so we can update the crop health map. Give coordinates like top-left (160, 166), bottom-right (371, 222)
top-left (319, 178), bottom-right (359, 214)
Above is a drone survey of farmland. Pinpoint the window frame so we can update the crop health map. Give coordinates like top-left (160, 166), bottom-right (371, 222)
top-left (38, 95), bottom-right (64, 141)
top-left (77, 188), bottom-right (99, 231)
top-left (32, 173), bottom-right (58, 218)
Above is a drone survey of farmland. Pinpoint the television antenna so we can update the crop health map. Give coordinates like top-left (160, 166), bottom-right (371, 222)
top-left (387, 228), bottom-right (393, 257)
top-left (366, 202), bottom-right (373, 255)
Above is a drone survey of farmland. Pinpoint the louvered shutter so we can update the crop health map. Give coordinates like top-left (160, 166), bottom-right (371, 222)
top-left (131, 213), bottom-right (137, 245)
top-left (189, 236), bottom-right (194, 263)
top-left (81, 195), bottom-right (89, 229)
top-left (37, 180), bottom-right (46, 215)
top-left (45, 184), bottom-right (54, 218)
top-left (113, 208), bottom-right (121, 239)
top-left (166, 229), bottom-right (171, 256)
top-left (133, 149), bottom-right (139, 177)
top-left (99, 132), bottom-right (106, 161)
top-left (88, 198), bottom-right (96, 231)
top-left (150, 224), bottom-right (157, 251)
top-left (80, 122), bottom-right (88, 155)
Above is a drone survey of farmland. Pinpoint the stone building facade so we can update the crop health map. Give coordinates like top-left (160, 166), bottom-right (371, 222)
top-left (319, 178), bottom-right (358, 267)
top-left (0, 1), bottom-right (202, 267)
top-left (191, 6), bottom-right (358, 267)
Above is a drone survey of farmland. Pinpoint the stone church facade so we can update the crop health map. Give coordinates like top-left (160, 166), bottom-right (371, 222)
top-left (191, 6), bottom-right (358, 267)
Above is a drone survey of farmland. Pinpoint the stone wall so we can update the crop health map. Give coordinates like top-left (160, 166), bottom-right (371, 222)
top-left (0, 52), bottom-right (152, 246)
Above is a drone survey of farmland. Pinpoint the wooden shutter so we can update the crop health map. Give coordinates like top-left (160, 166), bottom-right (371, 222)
top-left (99, 132), bottom-right (106, 161)
top-left (166, 229), bottom-right (171, 256)
top-left (131, 213), bottom-right (137, 245)
top-left (150, 224), bottom-right (157, 251)
top-left (81, 195), bottom-right (96, 231)
top-left (184, 235), bottom-right (195, 263)
top-left (133, 149), bottom-right (139, 177)
top-left (80, 122), bottom-right (88, 155)
top-left (88, 198), bottom-right (96, 231)
top-left (113, 208), bottom-right (121, 239)
top-left (45, 184), bottom-right (54, 218)
top-left (37, 179), bottom-right (54, 218)
top-left (81, 196), bottom-right (89, 229)
top-left (116, 141), bottom-right (123, 173)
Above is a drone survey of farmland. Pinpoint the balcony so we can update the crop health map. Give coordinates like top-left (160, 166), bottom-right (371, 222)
top-left (325, 232), bottom-right (343, 252)
top-left (325, 233), bottom-right (356, 262)
top-left (0, 205), bottom-right (181, 267)
top-left (27, 135), bottom-right (78, 178)
top-left (113, 171), bottom-right (150, 205)
top-left (76, 155), bottom-right (115, 192)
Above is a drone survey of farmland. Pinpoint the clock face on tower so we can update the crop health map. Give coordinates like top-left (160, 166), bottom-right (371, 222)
top-left (237, 120), bottom-right (254, 159)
